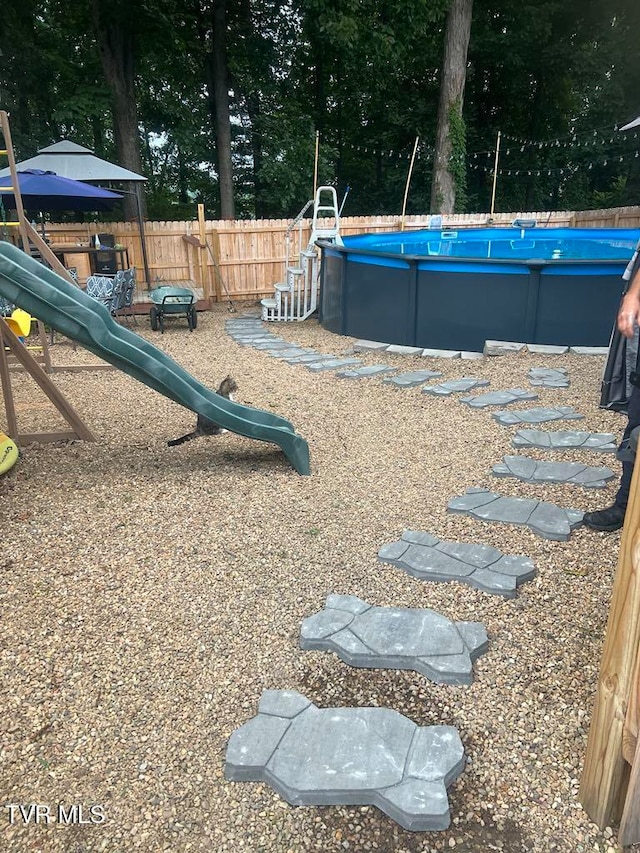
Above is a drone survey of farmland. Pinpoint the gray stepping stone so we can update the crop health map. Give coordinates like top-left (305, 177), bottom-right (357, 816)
top-left (251, 340), bottom-right (291, 350)
top-left (493, 406), bottom-right (584, 425)
top-left (267, 347), bottom-right (316, 358)
top-left (383, 369), bottom-right (442, 387)
top-left (306, 357), bottom-right (363, 372)
top-left (492, 455), bottom-right (615, 488)
top-left (460, 388), bottom-right (538, 408)
top-left (447, 487), bottom-right (583, 541)
top-left (526, 344), bottom-right (568, 355)
top-left (528, 367), bottom-right (569, 388)
top-left (226, 324), bottom-right (265, 331)
top-left (353, 339), bottom-right (390, 352)
top-left (301, 594), bottom-right (488, 685)
top-left (421, 348), bottom-right (461, 358)
top-left (386, 344), bottom-right (424, 356)
top-left (511, 429), bottom-right (616, 453)
top-left (423, 378), bottom-right (490, 397)
top-left (483, 340), bottom-right (526, 356)
top-left (232, 335), bottom-right (274, 344)
top-left (225, 689), bottom-right (465, 831)
top-left (378, 530), bottom-right (535, 597)
top-left (570, 346), bottom-right (609, 356)
top-left (283, 352), bottom-right (327, 364)
top-left (335, 364), bottom-right (397, 378)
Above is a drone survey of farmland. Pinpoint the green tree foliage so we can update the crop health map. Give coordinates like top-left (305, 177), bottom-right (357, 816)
top-left (0, 0), bottom-right (638, 219)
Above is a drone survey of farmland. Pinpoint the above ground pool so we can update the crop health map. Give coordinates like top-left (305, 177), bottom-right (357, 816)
top-left (318, 227), bottom-right (640, 352)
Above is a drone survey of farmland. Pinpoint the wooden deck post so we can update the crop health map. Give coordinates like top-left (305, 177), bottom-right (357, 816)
top-left (580, 456), bottom-right (640, 827)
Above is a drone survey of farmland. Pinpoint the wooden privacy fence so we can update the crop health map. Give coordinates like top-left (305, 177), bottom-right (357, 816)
top-left (41, 205), bottom-right (640, 301)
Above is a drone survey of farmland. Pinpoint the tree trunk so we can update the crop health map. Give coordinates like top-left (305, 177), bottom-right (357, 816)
top-left (204, 0), bottom-right (235, 220)
top-left (430, 0), bottom-right (474, 214)
top-left (91, 1), bottom-right (146, 220)
top-left (246, 91), bottom-right (264, 218)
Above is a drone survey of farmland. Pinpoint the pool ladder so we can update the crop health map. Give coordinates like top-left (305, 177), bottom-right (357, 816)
top-left (261, 186), bottom-right (342, 322)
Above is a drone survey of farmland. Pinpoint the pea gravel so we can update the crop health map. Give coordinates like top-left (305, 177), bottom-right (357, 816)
top-left (0, 305), bottom-right (637, 852)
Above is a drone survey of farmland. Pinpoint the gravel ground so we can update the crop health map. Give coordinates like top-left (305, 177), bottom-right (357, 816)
top-left (0, 305), bottom-right (635, 852)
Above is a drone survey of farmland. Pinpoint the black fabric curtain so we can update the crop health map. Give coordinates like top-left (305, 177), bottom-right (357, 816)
top-left (600, 240), bottom-right (640, 411)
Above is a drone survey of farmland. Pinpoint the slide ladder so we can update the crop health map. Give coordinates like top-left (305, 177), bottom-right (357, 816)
top-left (261, 186), bottom-right (342, 323)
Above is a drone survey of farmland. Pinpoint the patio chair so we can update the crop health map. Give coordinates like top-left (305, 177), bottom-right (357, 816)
top-left (85, 274), bottom-right (116, 312)
top-left (111, 268), bottom-right (137, 325)
top-left (0, 295), bottom-right (15, 316)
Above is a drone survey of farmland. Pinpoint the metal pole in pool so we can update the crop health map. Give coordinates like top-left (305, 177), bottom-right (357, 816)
top-left (400, 136), bottom-right (420, 232)
top-left (490, 130), bottom-right (501, 217)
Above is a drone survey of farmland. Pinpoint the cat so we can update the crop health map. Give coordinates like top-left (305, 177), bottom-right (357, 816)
top-left (167, 375), bottom-right (238, 446)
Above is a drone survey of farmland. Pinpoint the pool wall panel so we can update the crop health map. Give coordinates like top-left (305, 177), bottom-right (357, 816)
top-left (535, 269), bottom-right (622, 346)
top-left (343, 260), bottom-right (414, 345)
top-left (414, 269), bottom-right (531, 352)
top-left (319, 251), bottom-right (343, 334)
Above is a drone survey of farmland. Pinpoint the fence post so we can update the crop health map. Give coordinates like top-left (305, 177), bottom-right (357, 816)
top-left (197, 204), bottom-right (211, 300)
top-left (579, 455), bottom-right (640, 826)
top-left (210, 230), bottom-right (222, 303)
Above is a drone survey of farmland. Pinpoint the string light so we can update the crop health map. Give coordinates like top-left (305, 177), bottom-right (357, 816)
top-left (342, 133), bottom-right (640, 169)
top-left (466, 150), bottom-right (639, 176)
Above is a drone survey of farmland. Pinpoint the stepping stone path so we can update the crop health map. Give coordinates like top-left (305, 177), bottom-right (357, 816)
top-left (423, 378), bottom-right (490, 397)
top-left (383, 369), bottom-right (443, 388)
top-left (336, 364), bottom-right (398, 379)
top-left (300, 594), bottom-right (488, 685)
top-left (225, 318), bottom-right (341, 365)
top-left (447, 487), bottom-right (583, 541)
top-left (460, 388), bottom-right (538, 408)
top-left (378, 530), bottom-right (535, 597)
top-left (528, 367), bottom-right (570, 388)
top-left (492, 406), bottom-right (584, 425)
top-left (225, 689), bottom-right (465, 831)
top-left (511, 429), bottom-right (616, 453)
top-left (492, 455), bottom-right (616, 488)
top-left (224, 314), bottom-right (606, 829)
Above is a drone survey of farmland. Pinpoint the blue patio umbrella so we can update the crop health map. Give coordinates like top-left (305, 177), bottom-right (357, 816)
top-left (0, 169), bottom-right (123, 212)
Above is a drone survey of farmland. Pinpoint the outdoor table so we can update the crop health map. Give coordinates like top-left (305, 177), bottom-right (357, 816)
top-left (49, 244), bottom-right (130, 274)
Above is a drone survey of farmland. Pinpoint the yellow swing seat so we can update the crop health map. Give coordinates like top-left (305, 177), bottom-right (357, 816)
top-left (3, 308), bottom-right (42, 352)
top-left (6, 308), bottom-right (32, 338)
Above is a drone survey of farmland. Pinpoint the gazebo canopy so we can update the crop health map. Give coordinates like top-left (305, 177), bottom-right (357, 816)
top-left (0, 141), bottom-right (147, 183)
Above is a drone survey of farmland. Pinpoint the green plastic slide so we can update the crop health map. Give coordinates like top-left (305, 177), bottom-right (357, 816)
top-left (0, 242), bottom-right (310, 474)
